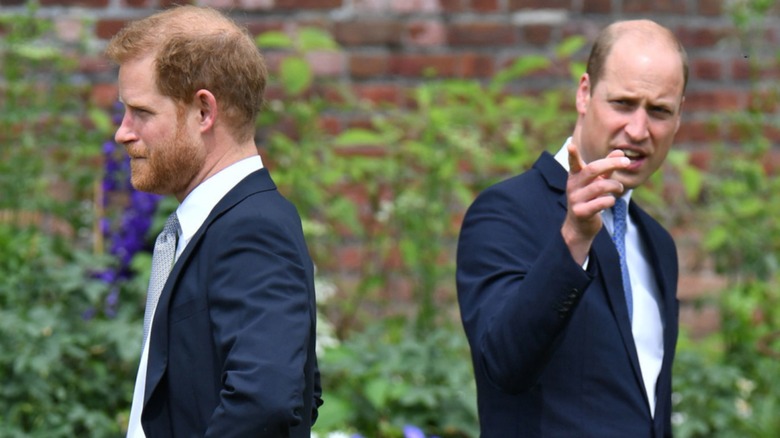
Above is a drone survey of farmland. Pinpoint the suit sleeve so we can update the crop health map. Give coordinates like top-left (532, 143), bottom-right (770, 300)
top-left (456, 181), bottom-right (594, 393)
top-left (204, 209), bottom-right (313, 437)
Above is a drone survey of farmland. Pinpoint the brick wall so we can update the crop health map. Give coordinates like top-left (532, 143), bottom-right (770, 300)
top-left (3, 0), bottom-right (779, 336)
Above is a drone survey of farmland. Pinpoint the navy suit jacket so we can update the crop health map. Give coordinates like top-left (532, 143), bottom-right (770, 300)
top-left (141, 169), bottom-right (321, 437)
top-left (457, 152), bottom-right (679, 437)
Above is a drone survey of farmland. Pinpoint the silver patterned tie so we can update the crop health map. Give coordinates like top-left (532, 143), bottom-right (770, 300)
top-left (142, 212), bottom-right (180, 347)
top-left (611, 198), bottom-right (633, 321)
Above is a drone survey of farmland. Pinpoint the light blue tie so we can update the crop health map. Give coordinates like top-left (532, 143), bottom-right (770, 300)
top-left (611, 198), bottom-right (633, 321)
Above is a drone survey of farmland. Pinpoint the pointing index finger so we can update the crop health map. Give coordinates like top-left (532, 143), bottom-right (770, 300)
top-left (567, 141), bottom-right (585, 174)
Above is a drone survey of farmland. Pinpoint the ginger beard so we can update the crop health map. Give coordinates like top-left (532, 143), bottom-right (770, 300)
top-left (127, 114), bottom-right (205, 197)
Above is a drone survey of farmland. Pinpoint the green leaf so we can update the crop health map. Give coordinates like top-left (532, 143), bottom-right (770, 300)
top-left (89, 108), bottom-right (113, 135)
top-left (555, 35), bottom-right (586, 59)
top-left (333, 128), bottom-right (386, 146)
top-left (310, 393), bottom-right (352, 431)
top-left (365, 377), bottom-right (391, 409)
top-left (298, 27), bottom-right (339, 51)
top-left (11, 43), bottom-right (59, 61)
top-left (255, 31), bottom-right (293, 49)
top-left (680, 166), bottom-right (702, 200)
top-left (278, 57), bottom-right (312, 95)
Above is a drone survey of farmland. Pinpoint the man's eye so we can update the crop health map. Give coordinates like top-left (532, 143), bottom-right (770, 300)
top-left (650, 106), bottom-right (673, 117)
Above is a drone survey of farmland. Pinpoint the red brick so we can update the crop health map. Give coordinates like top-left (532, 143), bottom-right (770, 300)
top-left (679, 304), bottom-right (721, 338)
top-left (261, 51), bottom-right (285, 74)
top-left (160, 0), bottom-right (192, 7)
top-left (440, 0), bottom-right (465, 11)
top-left (760, 62), bottom-right (780, 80)
top-left (460, 52), bottom-right (495, 78)
top-left (334, 244), bottom-right (363, 270)
top-left (522, 24), bottom-right (553, 46)
top-left (79, 54), bottom-right (114, 74)
top-left (470, 0), bottom-right (500, 12)
top-left (724, 120), bottom-right (780, 144)
top-left (318, 115), bottom-right (343, 136)
top-left (684, 89), bottom-right (746, 112)
top-left (764, 124), bottom-right (780, 144)
top-left (624, 0), bottom-right (687, 13)
top-left (274, 0), bottom-right (341, 9)
top-left (407, 20), bottom-right (447, 47)
top-left (676, 119), bottom-right (721, 144)
top-left (677, 272), bottom-right (727, 300)
top-left (447, 22), bottom-right (517, 47)
top-left (334, 21), bottom-right (402, 47)
top-left (123, 0), bottom-right (152, 7)
top-left (90, 83), bottom-right (119, 109)
top-left (582, 0), bottom-right (611, 13)
top-left (352, 0), bottom-right (387, 12)
top-left (687, 148), bottom-right (714, 171)
top-left (95, 19), bottom-right (128, 39)
top-left (391, 0), bottom-right (442, 13)
top-left (698, 0), bottom-right (723, 16)
top-left (235, 0), bottom-right (273, 9)
top-left (675, 25), bottom-right (732, 48)
top-left (389, 54), bottom-right (460, 77)
top-left (691, 58), bottom-right (722, 81)
top-left (353, 83), bottom-right (403, 105)
top-left (40, 0), bottom-right (107, 6)
top-left (314, 84), bottom-right (346, 105)
top-left (731, 57), bottom-right (753, 81)
top-left (762, 147), bottom-right (780, 175)
top-left (508, 0), bottom-right (570, 10)
top-left (245, 21), bottom-right (285, 37)
top-left (306, 51), bottom-right (346, 77)
top-left (345, 117), bottom-right (374, 130)
top-left (349, 54), bottom-right (389, 78)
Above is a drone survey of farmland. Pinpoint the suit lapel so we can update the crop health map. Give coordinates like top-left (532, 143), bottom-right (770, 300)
top-left (536, 152), bottom-right (649, 409)
top-left (591, 228), bottom-right (647, 406)
top-left (143, 168), bottom-right (277, 406)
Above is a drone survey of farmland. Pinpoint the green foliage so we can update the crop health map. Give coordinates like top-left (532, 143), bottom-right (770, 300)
top-left (313, 320), bottom-right (478, 437)
top-left (0, 226), bottom-right (137, 437)
top-left (672, 333), bottom-right (759, 438)
top-left (257, 27), bottom-right (583, 435)
top-left (671, 2), bottom-right (780, 436)
top-left (0, 3), bottom-right (105, 229)
top-left (260, 29), bottom-right (584, 338)
top-left (0, 4), bottom-right (137, 436)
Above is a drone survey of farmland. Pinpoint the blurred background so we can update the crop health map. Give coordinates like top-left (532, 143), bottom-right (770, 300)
top-left (1, 0), bottom-right (778, 436)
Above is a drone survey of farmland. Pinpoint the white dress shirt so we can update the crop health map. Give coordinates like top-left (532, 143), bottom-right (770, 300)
top-left (554, 140), bottom-right (665, 416)
top-left (126, 155), bottom-right (264, 438)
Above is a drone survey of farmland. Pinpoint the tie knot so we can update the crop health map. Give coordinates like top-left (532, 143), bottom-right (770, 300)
top-left (612, 198), bottom-right (628, 224)
top-left (163, 212), bottom-right (180, 236)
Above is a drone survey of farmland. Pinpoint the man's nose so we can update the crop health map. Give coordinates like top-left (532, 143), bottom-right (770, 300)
top-left (625, 109), bottom-right (649, 142)
top-left (114, 113), bottom-right (136, 145)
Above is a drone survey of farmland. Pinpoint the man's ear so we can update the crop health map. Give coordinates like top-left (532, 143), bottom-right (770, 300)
top-left (575, 73), bottom-right (591, 116)
top-left (194, 89), bottom-right (218, 133)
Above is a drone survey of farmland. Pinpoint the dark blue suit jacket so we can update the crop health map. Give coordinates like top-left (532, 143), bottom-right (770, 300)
top-left (457, 152), bottom-right (678, 437)
top-left (141, 169), bottom-right (321, 437)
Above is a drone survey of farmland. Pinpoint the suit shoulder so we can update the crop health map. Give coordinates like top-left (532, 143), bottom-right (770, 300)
top-left (468, 166), bottom-right (552, 214)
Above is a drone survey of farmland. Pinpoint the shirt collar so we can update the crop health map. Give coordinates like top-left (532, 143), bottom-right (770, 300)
top-left (176, 155), bottom-right (264, 246)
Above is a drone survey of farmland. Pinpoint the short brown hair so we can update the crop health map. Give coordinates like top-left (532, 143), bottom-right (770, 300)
top-left (105, 6), bottom-right (267, 143)
top-left (586, 20), bottom-right (689, 95)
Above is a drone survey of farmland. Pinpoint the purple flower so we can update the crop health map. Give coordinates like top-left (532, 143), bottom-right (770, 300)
top-left (403, 425), bottom-right (426, 438)
top-left (88, 102), bottom-right (162, 319)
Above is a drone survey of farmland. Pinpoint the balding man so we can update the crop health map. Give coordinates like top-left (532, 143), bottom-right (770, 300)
top-left (106, 6), bottom-right (321, 437)
top-left (457, 19), bottom-right (686, 437)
